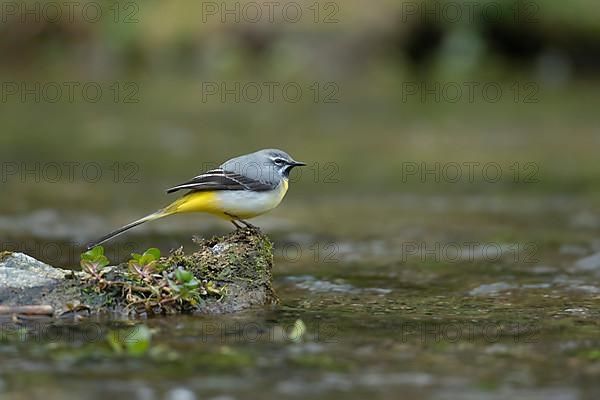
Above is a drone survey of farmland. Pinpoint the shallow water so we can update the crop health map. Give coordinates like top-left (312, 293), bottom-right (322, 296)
top-left (2, 1), bottom-right (600, 395)
top-left (2, 193), bottom-right (600, 400)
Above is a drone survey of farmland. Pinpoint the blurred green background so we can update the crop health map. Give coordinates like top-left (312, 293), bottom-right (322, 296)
top-left (3, 2), bottom-right (600, 399)
top-left (0, 0), bottom-right (599, 259)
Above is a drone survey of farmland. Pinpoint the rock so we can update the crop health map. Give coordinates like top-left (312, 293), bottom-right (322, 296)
top-left (0, 229), bottom-right (276, 317)
top-left (0, 252), bottom-right (78, 314)
top-left (530, 265), bottom-right (558, 274)
top-left (165, 387), bottom-right (197, 400)
top-left (468, 282), bottom-right (516, 296)
top-left (563, 308), bottom-right (589, 316)
top-left (570, 284), bottom-right (600, 294)
top-left (0, 252), bottom-right (67, 289)
top-left (574, 251), bottom-right (600, 271)
top-left (559, 244), bottom-right (588, 256)
top-left (569, 211), bottom-right (600, 229)
top-left (284, 275), bottom-right (392, 294)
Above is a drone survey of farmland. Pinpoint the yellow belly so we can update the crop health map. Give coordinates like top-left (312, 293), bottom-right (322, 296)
top-left (164, 180), bottom-right (289, 220)
top-left (167, 191), bottom-right (222, 215)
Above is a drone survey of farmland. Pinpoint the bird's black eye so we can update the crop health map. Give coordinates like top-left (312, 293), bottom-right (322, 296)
top-left (273, 158), bottom-right (285, 166)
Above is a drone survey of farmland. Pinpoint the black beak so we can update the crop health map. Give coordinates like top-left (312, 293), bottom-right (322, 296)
top-left (291, 161), bottom-right (307, 167)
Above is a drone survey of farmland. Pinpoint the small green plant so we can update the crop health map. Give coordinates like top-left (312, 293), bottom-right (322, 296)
top-left (80, 246), bottom-right (110, 281)
top-left (0, 250), bottom-right (12, 262)
top-left (169, 267), bottom-right (203, 305)
top-left (128, 248), bottom-right (163, 283)
top-left (79, 246), bottom-right (224, 314)
top-left (288, 319), bottom-right (307, 343)
top-left (106, 324), bottom-right (153, 356)
top-left (205, 280), bottom-right (224, 296)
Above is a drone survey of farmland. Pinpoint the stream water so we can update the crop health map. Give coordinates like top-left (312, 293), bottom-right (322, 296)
top-left (1, 193), bottom-right (600, 400)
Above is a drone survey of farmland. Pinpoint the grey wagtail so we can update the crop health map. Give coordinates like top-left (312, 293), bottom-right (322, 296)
top-left (87, 149), bottom-right (305, 249)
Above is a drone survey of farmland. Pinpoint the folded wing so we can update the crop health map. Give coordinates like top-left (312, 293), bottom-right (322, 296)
top-left (166, 169), bottom-right (275, 194)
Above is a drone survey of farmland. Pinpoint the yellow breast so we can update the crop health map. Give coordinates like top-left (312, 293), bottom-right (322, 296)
top-left (166, 191), bottom-right (220, 214)
top-left (166, 179), bottom-right (289, 220)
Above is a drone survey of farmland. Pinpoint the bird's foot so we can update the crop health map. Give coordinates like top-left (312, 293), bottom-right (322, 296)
top-left (225, 213), bottom-right (244, 231)
top-left (239, 220), bottom-right (259, 230)
top-left (225, 213), bottom-right (259, 232)
top-left (228, 218), bottom-right (243, 230)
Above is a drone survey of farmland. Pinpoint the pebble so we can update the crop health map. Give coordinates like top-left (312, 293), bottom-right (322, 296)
top-left (0, 252), bottom-right (67, 290)
top-left (574, 251), bottom-right (600, 271)
top-left (559, 244), bottom-right (588, 256)
top-left (165, 387), bottom-right (197, 400)
top-left (469, 282), bottom-right (516, 296)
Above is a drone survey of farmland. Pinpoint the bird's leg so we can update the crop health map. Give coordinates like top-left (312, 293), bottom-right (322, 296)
top-left (239, 219), bottom-right (258, 230)
top-left (225, 213), bottom-right (258, 231)
top-left (225, 213), bottom-right (243, 230)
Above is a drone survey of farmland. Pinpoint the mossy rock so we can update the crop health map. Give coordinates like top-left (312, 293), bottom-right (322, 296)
top-left (0, 251), bottom-right (12, 262)
top-left (0, 229), bottom-right (277, 317)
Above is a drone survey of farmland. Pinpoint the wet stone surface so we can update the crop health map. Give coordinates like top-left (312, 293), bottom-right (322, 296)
top-left (1, 194), bottom-right (600, 400)
top-left (0, 229), bottom-right (276, 316)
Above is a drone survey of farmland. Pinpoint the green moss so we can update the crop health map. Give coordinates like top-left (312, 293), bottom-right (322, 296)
top-left (192, 347), bottom-right (254, 369)
top-left (77, 228), bottom-right (276, 316)
top-left (0, 251), bottom-right (12, 262)
top-left (290, 354), bottom-right (350, 371)
top-left (581, 349), bottom-right (600, 361)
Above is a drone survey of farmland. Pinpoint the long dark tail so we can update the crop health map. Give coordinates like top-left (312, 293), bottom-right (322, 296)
top-left (86, 209), bottom-right (171, 250)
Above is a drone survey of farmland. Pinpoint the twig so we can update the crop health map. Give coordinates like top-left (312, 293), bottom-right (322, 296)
top-left (0, 305), bottom-right (54, 316)
top-left (93, 279), bottom-right (156, 294)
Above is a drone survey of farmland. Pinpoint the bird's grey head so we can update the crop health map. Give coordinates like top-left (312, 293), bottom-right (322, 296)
top-left (221, 149), bottom-right (306, 184)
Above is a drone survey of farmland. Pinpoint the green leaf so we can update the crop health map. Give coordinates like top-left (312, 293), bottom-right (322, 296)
top-left (106, 331), bottom-right (123, 355)
top-left (288, 319), bottom-right (307, 343)
top-left (144, 248), bottom-right (161, 261)
top-left (184, 279), bottom-right (199, 289)
top-left (90, 246), bottom-right (104, 258)
top-left (106, 325), bottom-right (153, 357)
top-left (97, 256), bottom-right (109, 268)
top-left (81, 246), bottom-right (101, 261)
top-left (175, 267), bottom-right (193, 283)
top-left (125, 325), bottom-right (152, 356)
top-left (81, 246), bottom-right (110, 271)
top-left (168, 281), bottom-right (182, 292)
